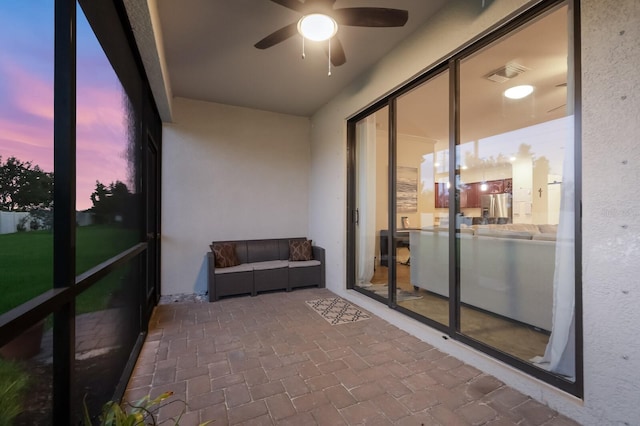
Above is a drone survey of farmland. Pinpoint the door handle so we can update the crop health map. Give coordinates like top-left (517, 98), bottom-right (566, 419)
top-left (354, 208), bottom-right (359, 225)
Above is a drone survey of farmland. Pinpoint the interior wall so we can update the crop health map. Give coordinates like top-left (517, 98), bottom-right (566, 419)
top-left (397, 134), bottom-right (436, 229)
top-left (308, 0), bottom-right (640, 424)
top-left (161, 97), bottom-right (311, 295)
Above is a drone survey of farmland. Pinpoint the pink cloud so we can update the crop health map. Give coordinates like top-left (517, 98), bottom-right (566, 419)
top-left (75, 83), bottom-right (131, 210)
top-left (0, 137), bottom-right (53, 172)
top-left (1, 49), bottom-right (133, 211)
top-left (0, 117), bottom-right (53, 149)
top-left (0, 58), bottom-right (54, 121)
top-left (76, 84), bottom-right (126, 127)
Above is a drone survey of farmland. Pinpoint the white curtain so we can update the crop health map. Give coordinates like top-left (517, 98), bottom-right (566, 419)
top-left (535, 118), bottom-right (575, 378)
top-left (356, 116), bottom-right (377, 285)
top-left (534, 4), bottom-right (576, 378)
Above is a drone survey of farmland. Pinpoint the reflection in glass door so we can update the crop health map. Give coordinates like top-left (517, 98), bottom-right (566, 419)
top-left (348, 0), bottom-right (578, 393)
top-left (354, 107), bottom-right (389, 300)
top-left (458, 5), bottom-right (575, 381)
top-left (396, 71), bottom-right (450, 326)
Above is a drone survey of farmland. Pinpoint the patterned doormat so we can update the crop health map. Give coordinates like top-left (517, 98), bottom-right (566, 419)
top-left (305, 297), bottom-right (371, 325)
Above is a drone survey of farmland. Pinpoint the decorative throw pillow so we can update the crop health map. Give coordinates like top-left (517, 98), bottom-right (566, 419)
top-left (210, 243), bottom-right (240, 268)
top-left (289, 239), bottom-right (313, 261)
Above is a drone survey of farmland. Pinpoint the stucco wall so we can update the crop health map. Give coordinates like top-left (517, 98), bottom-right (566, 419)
top-left (581, 0), bottom-right (640, 423)
top-left (161, 97), bottom-right (311, 295)
top-left (309, 0), bottom-right (640, 424)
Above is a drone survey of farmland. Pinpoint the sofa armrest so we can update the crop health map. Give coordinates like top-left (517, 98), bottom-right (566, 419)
top-left (207, 252), bottom-right (217, 301)
top-left (312, 245), bottom-right (326, 288)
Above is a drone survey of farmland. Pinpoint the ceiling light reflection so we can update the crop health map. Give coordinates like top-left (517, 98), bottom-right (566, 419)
top-left (504, 85), bottom-right (534, 99)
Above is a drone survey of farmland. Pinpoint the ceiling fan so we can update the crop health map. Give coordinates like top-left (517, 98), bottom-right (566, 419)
top-left (254, 0), bottom-right (409, 67)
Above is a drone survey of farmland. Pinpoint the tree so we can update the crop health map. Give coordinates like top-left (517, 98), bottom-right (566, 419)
top-left (0, 156), bottom-right (54, 211)
top-left (90, 180), bottom-right (134, 225)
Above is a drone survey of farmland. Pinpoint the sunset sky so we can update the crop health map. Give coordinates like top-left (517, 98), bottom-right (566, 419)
top-left (0, 2), bottom-right (131, 211)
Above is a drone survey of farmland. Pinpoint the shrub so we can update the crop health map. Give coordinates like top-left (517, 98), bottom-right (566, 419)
top-left (83, 391), bottom-right (213, 426)
top-left (0, 359), bottom-right (30, 426)
top-left (16, 217), bottom-right (27, 232)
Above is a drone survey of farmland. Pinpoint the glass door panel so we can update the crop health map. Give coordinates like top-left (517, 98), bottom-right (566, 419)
top-left (458, 5), bottom-right (575, 380)
top-left (354, 107), bottom-right (389, 300)
top-left (76, 4), bottom-right (141, 275)
top-left (0, 1), bottom-right (54, 315)
top-left (396, 71), bottom-right (450, 325)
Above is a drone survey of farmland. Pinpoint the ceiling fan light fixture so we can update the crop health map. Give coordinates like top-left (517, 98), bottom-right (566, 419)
top-left (297, 14), bottom-right (338, 41)
top-left (504, 84), bottom-right (534, 99)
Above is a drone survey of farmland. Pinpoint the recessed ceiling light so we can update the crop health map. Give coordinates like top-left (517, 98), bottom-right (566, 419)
top-left (504, 85), bottom-right (534, 100)
top-left (298, 14), bottom-right (338, 42)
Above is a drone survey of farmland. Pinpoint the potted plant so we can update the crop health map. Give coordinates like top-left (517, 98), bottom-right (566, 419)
top-left (0, 320), bottom-right (44, 360)
top-left (82, 391), bottom-right (213, 426)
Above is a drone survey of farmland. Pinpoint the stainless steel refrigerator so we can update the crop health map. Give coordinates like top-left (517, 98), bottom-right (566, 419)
top-left (480, 193), bottom-right (512, 222)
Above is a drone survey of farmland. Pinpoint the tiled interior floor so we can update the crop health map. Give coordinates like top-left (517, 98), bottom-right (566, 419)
top-left (124, 288), bottom-right (579, 425)
top-left (369, 259), bottom-right (550, 361)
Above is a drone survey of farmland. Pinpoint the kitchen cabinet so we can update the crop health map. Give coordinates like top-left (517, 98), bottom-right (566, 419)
top-left (434, 182), bottom-right (449, 208)
top-left (436, 179), bottom-right (512, 208)
top-left (485, 180), bottom-right (504, 194)
top-left (460, 182), bottom-right (479, 208)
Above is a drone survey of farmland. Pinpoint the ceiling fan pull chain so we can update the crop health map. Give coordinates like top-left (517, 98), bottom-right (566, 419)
top-left (328, 39), bottom-right (332, 76)
top-left (301, 35), bottom-right (306, 59)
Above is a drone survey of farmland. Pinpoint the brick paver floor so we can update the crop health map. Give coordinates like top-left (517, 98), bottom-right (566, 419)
top-left (124, 288), bottom-right (580, 425)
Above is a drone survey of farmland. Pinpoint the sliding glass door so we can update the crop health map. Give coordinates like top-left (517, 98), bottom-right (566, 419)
top-left (348, 0), bottom-right (579, 394)
top-left (353, 107), bottom-right (389, 301)
top-left (395, 71), bottom-right (450, 326)
top-left (458, 3), bottom-right (576, 381)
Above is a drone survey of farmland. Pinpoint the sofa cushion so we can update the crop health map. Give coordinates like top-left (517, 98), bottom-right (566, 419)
top-left (289, 239), bottom-right (313, 261)
top-left (288, 260), bottom-right (321, 268)
top-left (538, 224), bottom-right (558, 234)
top-left (252, 260), bottom-right (289, 270)
top-left (211, 243), bottom-right (240, 268)
top-left (475, 228), bottom-right (533, 240)
top-left (279, 237), bottom-right (306, 260)
top-left (503, 223), bottom-right (541, 234)
top-left (532, 233), bottom-right (557, 241)
top-left (247, 239), bottom-right (280, 263)
top-left (214, 263), bottom-right (254, 274)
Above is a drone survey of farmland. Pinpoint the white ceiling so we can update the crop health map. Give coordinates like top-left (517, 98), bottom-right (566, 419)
top-left (153, 0), bottom-right (449, 117)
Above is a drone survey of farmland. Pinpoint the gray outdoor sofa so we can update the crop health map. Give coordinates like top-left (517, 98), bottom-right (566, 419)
top-left (207, 237), bottom-right (325, 302)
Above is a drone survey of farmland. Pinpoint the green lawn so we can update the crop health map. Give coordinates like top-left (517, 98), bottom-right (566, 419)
top-left (0, 225), bottom-right (139, 315)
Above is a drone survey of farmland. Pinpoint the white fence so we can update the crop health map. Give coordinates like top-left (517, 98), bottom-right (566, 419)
top-left (0, 211), bottom-right (94, 234)
top-left (0, 211), bottom-right (30, 234)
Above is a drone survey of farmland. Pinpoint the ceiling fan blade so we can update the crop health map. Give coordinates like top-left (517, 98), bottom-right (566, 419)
top-left (333, 8), bottom-right (409, 27)
top-left (323, 36), bottom-right (346, 67)
top-left (255, 22), bottom-right (298, 49)
top-left (269, 0), bottom-right (306, 13)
